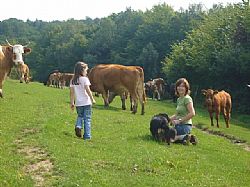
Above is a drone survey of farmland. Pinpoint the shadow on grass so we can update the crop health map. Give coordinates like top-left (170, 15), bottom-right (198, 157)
top-left (92, 104), bottom-right (121, 112)
top-left (135, 134), bottom-right (177, 146)
top-left (138, 134), bottom-right (153, 142)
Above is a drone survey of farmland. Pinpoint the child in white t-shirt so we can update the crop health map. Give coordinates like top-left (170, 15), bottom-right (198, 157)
top-left (70, 62), bottom-right (96, 140)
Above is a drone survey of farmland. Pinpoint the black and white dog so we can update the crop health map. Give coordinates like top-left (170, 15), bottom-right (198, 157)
top-left (150, 113), bottom-right (176, 145)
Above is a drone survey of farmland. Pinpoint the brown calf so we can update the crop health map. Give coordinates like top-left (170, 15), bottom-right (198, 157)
top-left (17, 63), bottom-right (30, 83)
top-left (59, 73), bottom-right (74, 88)
top-left (201, 89), bottom-right (232, 128)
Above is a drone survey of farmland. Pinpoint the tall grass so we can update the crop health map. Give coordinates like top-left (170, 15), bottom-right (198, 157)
top-left (0, 79), bottom-right (250, 187)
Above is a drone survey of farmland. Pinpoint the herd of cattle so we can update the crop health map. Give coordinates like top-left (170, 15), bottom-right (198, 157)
top-left (45, 70), bottom-right (74, 89)
top-left (0, 41), bottom-right (233, 128)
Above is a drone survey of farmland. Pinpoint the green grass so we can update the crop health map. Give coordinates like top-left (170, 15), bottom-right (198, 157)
top-left (1, 79), bottom-right (250, 187)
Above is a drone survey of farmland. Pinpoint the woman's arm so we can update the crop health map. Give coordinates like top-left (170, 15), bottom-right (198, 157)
top-left (179, 102), bottom-right (195, 123)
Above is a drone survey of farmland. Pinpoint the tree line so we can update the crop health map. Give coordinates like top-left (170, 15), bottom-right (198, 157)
top-left (0, 1), bottom-right (249, 113)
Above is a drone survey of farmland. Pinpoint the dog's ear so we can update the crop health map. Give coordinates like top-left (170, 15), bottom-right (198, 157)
top-left (158, 113), bottom-right (170, 122)
top-left (162, 113), bottom-right (170, 124)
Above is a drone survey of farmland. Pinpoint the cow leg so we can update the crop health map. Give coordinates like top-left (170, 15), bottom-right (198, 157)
top-left (209, 112), bottom-right (214, 126)
top-left (130, 96), bottom-right (133, 111)
top-left (215, 110), bottom-right (220, 128)
top-left (0, 76), bottom-right (4, 98)
top-left (157, 91), bottom-right (161, 100)
top-left (24, 74), bottom-right (29, 83)
top-left (120, 95), bottom-right (126, 110)
top-left (0, 86), bottom-right (2, 98)
top-left (102, 90), bottom-right (109, 107)
top-left (20, 73), bottom-right (24, 83)
top-left (130, 93), bottom-right (138, 114)
top-left (137, 90), bottom-right (145, 115)
top-left (224, 108), bottom-right (230, 128)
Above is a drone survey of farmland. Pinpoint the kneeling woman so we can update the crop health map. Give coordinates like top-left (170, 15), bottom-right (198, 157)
top-left (170, 78), bottom-right (197, 145)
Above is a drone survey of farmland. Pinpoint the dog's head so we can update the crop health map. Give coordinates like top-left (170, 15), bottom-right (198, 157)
top-left (165, 128), bottom-right (177, 145)
top-left (154, 113), bottom-right (170, 124)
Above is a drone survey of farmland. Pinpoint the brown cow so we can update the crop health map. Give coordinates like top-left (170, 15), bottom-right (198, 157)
top-left (201, 89), bottom-right (232, 128)
top-left (59, 73), bottom-right (74, 88)
top-left (145, 78), bottom-right (165, 100)
top-left (88, 64), bottom-right (146, 115)
top-left (46, 72), bottom-right (61, 88)
top-left (152, 78), bottom-right (165, 100)
top-left (17, 63), bottom-right (30, 83)
top-left (0, 40), bottom-right (31, 97)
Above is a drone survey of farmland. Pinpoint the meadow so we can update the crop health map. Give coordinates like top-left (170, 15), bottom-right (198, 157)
top-left (0, 79), bottom-right (250, 187)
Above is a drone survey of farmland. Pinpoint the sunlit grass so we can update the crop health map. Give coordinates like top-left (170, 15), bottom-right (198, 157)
top-left (0, 79), bottom-right (250, 186)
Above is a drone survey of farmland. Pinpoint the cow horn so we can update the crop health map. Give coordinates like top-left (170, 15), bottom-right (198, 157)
top-left (6, 39), bottom-right (13, 47)
top-left (23, 42), bottom-right (30, 47)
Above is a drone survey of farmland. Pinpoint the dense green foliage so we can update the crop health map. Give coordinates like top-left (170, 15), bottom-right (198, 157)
top-left (0, 80), bottom-right (250, 186)
top-left (162, 2), bottom-right (250, 113)
top-left (0, 2), bottom-right (249, 113)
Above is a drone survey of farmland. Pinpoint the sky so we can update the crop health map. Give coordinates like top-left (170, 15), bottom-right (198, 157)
top-left (0, 0), bottom-right (243, 22)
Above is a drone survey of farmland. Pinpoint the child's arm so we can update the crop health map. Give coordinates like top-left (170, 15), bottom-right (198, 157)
top-left (85, 85), bottom-right (96, 104)
top-left (70, 87), bottom-right (75, 110)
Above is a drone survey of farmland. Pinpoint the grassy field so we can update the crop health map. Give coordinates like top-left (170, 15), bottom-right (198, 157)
top-left (0, 79), bottom-right (250, 187)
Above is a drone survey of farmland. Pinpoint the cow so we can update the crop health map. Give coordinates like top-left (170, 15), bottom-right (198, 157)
top-left (46, 72), bottom-right (61, 88)
top-left (0, 40), bottom-right (31, 98)
top-left (59, 73), bottom-right (74, 88)
top-left (145, 78), bottom-right (166, 100)
top-left (152, 78), bottom-right (165, 100)
top-left (201, 89), bottom-right (232, 128)
top-left (17, 63), bottom-right (30, 83)
top-left (88, 64), bottom-right (146, 115)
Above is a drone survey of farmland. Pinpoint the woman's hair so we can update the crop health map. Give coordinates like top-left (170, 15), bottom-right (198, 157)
top-left (175, 78), bottom-right (190, 96)
top-left (71, 61), bottom-right (88, 85)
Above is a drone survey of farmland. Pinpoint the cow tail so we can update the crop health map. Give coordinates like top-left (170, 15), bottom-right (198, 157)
top-left (137, 67), bottom-right (146, 103)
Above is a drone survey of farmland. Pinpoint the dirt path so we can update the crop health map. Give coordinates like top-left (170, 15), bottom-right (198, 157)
top-left (195, 124), bottom-right (250, 152)
top-left (14, 128), bottom-right (55, 186)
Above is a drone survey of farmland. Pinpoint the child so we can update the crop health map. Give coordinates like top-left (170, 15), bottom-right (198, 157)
top-left (70, 62), bottom-right (96, 140)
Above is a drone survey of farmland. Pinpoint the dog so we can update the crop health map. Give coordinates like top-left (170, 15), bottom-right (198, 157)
top-left (150, 113), bottom-right (177, 145)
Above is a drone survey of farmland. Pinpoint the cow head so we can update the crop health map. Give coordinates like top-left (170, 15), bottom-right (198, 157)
top-left (201, 89), bottom-right (219, 107)
top-left (6, 40), bottom-right (31, 65)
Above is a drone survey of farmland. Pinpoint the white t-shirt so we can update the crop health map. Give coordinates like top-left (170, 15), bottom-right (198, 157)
top-left (70, 76), bottom-right (92, 106)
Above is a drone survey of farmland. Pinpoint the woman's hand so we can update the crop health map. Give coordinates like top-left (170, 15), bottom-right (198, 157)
top-left (172, 119), bottom-right (181, 125)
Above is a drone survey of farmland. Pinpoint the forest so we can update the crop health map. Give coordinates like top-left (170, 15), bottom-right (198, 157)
top-left (0, 1), bottom-right (249, 113)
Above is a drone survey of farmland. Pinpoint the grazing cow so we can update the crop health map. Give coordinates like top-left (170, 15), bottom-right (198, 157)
top-left (0, 40), bottom-right (31, 97)
top-left (88, 64), bottom-right (146, 115)
top-left (201, 89), bottom-right (232, 128)
top-left (150, 113), bottom-right (177, 145)
top-left (17, 63), bottom-right (30, 83)
top-left (46, 72), bottom-right (61, 88)
top-left (145, 78), bottom-right (166, 100)
top-left (152, 78), bottom-right (165, 100)
top-left (59, 73), bottom-right (74, 88)
top-left (44, 70), bottom-right (60, 85)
